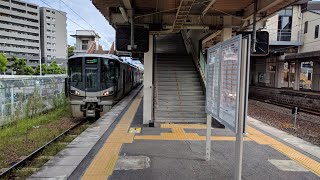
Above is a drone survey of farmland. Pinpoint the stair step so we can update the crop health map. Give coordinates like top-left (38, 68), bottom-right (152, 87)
top-left (155, 111), bottom-right (206, 118)
top-left (157, 70), bottom-right (196, 74)
top-left (157, 68), bottom-right (196, 71)
top-left (158, 96), bottom-right (205, 101)
top-left (157, 82), bottom-right (200, 86)
top-left (157, 101), bottom-right (204, 106)
top-left (158, 86), bottom-right (202, 91)
top-left (155, 117), bottom-right (206, 123)
top-left (156, 62), bottom-right (193, 65)
top-left (157, 78), bottom-right (200, 82)
top-left (155, 106), bottom-right (205, 111)
top-left (158, 74), bottom-right (198, 78)
top-left (157, 91), bottom-right (203, 96)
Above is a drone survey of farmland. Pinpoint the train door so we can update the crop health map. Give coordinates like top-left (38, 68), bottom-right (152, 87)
top-left (85, 67), bottom-right (99, 95)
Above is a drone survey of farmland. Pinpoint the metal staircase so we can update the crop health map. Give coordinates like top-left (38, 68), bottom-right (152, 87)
top-left (154, 34), bottom-right (206, 123)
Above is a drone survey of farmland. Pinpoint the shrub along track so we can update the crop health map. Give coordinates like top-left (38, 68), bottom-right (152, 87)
top-left (0, 107), bottom-right (88, 179)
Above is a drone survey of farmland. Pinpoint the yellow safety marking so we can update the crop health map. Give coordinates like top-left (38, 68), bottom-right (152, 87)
top-left (135, 123), bottom-right (251, 141)
top-left (161, 123), bottom-right (206, 129)
top-left (81, 91), bottom-right (143, 180)
top-left (135, 133), bottom-right (251, 141)
top-left (247, 126), bottom-right (320, 176)
top-left (129, 127), bottom-right (142, 133)
top-left (171, 127), bottom-right (186, 133)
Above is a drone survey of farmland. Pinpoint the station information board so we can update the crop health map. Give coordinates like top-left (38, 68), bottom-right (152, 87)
top-left (206, 35), bottom-right (242, 133)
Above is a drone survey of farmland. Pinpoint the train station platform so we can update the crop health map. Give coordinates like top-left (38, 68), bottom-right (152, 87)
top-left (28, 87), bottom-right (320, 180)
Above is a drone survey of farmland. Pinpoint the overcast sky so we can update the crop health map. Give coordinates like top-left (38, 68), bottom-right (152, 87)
top-left (24, 0), bottom-right (115, 50)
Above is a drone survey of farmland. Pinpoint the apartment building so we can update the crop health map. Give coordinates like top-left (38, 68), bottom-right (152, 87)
top-left (40, 7), bottom-right (67, 67)
top-left (251, 1), bottom-right (320, 91)
top-left (0, 0), bottom-right (41, 73)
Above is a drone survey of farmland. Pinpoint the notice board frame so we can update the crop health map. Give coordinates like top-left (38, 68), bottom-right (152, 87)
top-left (205, 35), bottom-right (243, 133)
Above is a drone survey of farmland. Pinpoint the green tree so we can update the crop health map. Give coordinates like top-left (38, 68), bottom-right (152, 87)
top-left (68, 45), bottom-right (75, 57)
top-left (34, 64), bottom-right (47, 75)
top-left (12, 56), bottom-right (27, 75)
top-left (0, 53), bottom-right (8, 74)
top-left (47, 60), bottom-right (65, 74)
top-left (23, 66), bottom-right (35, 75)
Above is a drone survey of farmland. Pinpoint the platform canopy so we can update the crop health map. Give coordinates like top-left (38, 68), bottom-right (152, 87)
top-left (92, 0), bottom-right (306, 33)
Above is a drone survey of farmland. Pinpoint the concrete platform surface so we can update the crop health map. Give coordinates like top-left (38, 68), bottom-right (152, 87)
top-left (29, 88), bottom-right (320, 179)
top-left (27, 85), bottom-right (142, 180)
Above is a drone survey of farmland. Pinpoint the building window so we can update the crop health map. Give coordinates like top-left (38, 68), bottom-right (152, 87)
top-left (315, 25), bottom-right (319, 39)
top-left (27, 4), bottom-right (37, 9)
top-left (46, 16), bottom-right (50, 20)
top-left (304, 21), bottom-right (308, 34)
top-left (277, 7), bottom-right (292, 41)
top-left (82, 40), bottom-right (89, 50)
top-left (46, 10), bottom-right (50, 13)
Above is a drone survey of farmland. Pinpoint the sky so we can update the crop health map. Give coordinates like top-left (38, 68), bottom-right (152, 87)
top-left (24, 0), bottom-right (115, 50)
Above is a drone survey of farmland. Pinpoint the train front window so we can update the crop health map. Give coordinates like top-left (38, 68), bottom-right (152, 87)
top-left (86, 68), bottom-right (98, 90)
top-left (68, 57), bottom-right (82, 82)
top-left (101, 58), bottom-right (119, 87)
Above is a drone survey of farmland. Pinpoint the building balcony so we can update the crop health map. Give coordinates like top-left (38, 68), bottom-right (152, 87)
top-left (3, 46), bottom-right (40, 54)
top-left (0, 8), bottom-right (39, 21)
top-left (0, 22), bottom-right (39, 34)
top-left (0, 0), bottom-right (11, 7)
top-left (0, 30), bottom-right (40, 41)
top-left (265, 29), bottom-right (303, 46)
top-left (0, 38), bottom-right (39, 48)
top-left (0, 15), bottom-right (39, 28)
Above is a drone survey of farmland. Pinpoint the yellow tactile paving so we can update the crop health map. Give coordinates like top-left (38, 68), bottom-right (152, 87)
top-left (161, 123), bottom-right (206, 129)
top-left (81, 91), bottom-right (143, 180)
top-left (171, 127), bottom-right (186, 133)
top-left (135, 132), bottom-right (252, 141)
top-left (247, 126), bottom-right (320, 176)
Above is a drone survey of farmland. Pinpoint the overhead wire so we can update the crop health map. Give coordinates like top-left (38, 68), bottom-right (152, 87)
top-left (58, 0), bottom-right (111, 46)
top-left (38, 0), bottom-right (111, 48)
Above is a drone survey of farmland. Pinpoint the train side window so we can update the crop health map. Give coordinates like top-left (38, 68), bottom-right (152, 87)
top-left (68, 57), bottom-right (82, 82)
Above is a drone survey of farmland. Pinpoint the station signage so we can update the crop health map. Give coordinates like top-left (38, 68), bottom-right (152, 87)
top-left (205, 34), bottom-right (250, 180)
top-left (206, 35), bottom-right (243, 133)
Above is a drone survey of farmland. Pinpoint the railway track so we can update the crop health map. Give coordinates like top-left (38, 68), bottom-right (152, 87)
top-left (249, 97), bottom-right (320, 125)
top-left (249, 97), bottom-right (320, 116)
top-left (0, 120), bottom-right (85, 178)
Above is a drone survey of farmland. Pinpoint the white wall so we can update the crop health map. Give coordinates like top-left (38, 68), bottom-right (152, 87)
top-left (265, 14), bottom-right (279, 42)
top-left (300, 11), bottom-right (320, 53)
top-left (291, 6), bottom-right (301, 42)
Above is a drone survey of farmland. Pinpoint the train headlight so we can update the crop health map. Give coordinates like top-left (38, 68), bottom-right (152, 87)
top-left (71, 90), bottom-right (80, 96)
top-left (75, 91), bottom-right (80, 96)
top-left (103, 91), bottom-right (109, 96)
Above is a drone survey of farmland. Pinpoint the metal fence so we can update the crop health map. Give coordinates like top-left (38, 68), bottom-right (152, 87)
top-left (0, 75), bottom-right (67, 126)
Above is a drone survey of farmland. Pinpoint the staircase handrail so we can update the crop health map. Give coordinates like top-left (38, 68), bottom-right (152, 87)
top-left (181, 31), bottom-right (207, 87)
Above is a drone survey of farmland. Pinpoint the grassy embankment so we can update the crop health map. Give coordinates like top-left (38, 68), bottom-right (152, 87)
top-left (0, 94), bottom-right (81, 173)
